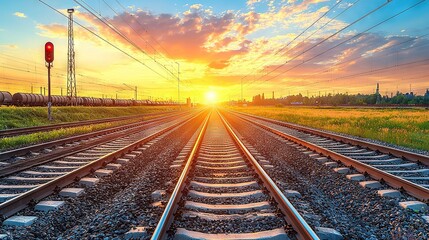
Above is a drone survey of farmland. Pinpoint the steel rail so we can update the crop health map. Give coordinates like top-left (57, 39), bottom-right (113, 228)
top-left (0, 111), bottom-right (178, 138)
top-left (151, 111), bottom-right (211, 240)
top-left (0, 110), bottom-right (206, 218)
top-left (0, 111), bottom-right (190, 161)
top-left (229, 111), bottom-right (429, 201)
top-left (218, 111), bottom-right (319, 240)
top-left (231, 110), bottom-right (429, 166)
top-left (0, 114), bottom-right (185, 178)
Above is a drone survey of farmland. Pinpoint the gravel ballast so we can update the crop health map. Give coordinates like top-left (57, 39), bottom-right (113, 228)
top-left (225, 112), bottom-right (429, 240)
top-left (0, 114), bottom-right (205, 239)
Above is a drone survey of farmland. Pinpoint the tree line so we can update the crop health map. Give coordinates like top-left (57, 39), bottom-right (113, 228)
top-left (251, 90), bottom-right (429, 106)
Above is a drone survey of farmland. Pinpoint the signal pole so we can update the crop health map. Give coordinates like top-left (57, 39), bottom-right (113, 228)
top-left (45, 42), bottom-right (54, 121)
top-left (123, 83), bottom-right (137, 100)
top-left (67, 8), bottom-right (77, 105)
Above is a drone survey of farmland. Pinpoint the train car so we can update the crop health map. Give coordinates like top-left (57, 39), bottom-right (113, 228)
top-left (113, 99), bottom-right (132, 106)
top-left (51, 96), bottom-right (57, 105)
top-left (43, 96), bottom-right (49, 106)
top-left (112, 99), bottom-right (120, 106)
top-left (29, 94), bottom-right (37, 105)
top-left (96, 98), bottom-right (103, 106)
top-left (8, 92), bottom-right (139, 107)
top-left (82, 97), bottom-right (93, 106)
top-left (57, 96), bottom-right (69, 106)
top-left (101, 98), bottom-right (114, 106)
top-left (12, 93), bottom-right (29, 106)
top-left (51, 95), bottom-right (66, 106)
top-left (76, 97), bottom-right (84, 106)
top-left (12, 93), bottom-right (46, 106)
top-left (0, 91), bottom-right (13, 106)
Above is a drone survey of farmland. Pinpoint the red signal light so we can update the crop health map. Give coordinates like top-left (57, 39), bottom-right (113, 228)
top-left (45, 42), bottom-right (54, 63)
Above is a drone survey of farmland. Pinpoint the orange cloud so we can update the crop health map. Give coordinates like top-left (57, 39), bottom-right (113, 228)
top-left (29, 2), bottom-right (429, 100)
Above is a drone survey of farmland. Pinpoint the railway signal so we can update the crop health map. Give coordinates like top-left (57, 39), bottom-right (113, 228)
top-left (45, 42), bottom-right (54, 63)
top-left (45, 42), bottom-right (54, 121)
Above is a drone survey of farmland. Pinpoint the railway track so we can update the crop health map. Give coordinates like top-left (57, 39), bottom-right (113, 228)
top-left (226, 110), bottom-right (429, 201)
top-left (0, 111), bottom-right (194, 178)
top-left (151, 111), bottom-right (318, 239)
top-left (0, 111), bottom-right (177, 138)
top-left (0, 111), bottom-right (189, 162)
top-left (0, 110), bottom-right (205, 217)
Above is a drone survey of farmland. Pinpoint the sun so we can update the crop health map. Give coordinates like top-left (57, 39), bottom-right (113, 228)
top-left (205, 91), bottom-right (217, 104)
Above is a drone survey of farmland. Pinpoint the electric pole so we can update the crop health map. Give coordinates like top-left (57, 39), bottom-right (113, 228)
top-left (67, 8), bottom-right (77, 105)
top-left (123, 83), bottom-right (137, 100)
top-left (175, 62), bottom-right (180, 107)
top-left (241, 78), bottom-right (243, 102)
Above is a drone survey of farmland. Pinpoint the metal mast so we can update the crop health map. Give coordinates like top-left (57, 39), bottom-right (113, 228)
top-left (175, 62), bottom-right (180, 106)
top-left (67, 8), bottom-right (77, 104)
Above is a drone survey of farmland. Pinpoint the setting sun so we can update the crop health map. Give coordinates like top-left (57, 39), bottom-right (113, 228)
top-left (205, 91), bottom-right (217, 104)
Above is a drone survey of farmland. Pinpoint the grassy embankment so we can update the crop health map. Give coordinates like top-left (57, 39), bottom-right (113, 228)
top-left (231, 106), bottom-right (429, 152)
top-left (0, 106), bottom-right (178, 130)
top-left (0, 106), bottom-right (178, 151)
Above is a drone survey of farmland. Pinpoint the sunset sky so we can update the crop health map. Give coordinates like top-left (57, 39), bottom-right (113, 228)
top-left (0, 0), bottom-right (428, 103)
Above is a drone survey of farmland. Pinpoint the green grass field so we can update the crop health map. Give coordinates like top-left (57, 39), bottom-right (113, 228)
top-left (0, 106), bottom-right (179, 151)
top-left (0, 106), bottom-right (178, 130)
top-left (0, 119), bottom-right (139, 151)
top-left (231, 106), bottom-right (429, 152)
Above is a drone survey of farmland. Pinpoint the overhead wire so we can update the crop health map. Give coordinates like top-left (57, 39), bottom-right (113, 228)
top-left (77, 0), bottom-right (177, 82)
top-left (113, 0), bottom-right (173, 61)
top-left (242, 0), bottom-right (392, 90)
top-left (265, 0), bottom-right (428, 94)
top-left (37, 0), bottom-right (171, 82)
top-left (263, 0), bottom-right (426, 83)
top-left (103, 0), bottom-right (174, 67)
top-left (301, 32), bottom-right (429, 80)
top-left (238, 0), bottom-right (346, 84)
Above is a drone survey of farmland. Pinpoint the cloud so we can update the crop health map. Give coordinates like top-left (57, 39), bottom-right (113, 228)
top-left (32, 0), bottom-right (429, 97)
top-left (190, 4), bottom-right (202, 10)
top-left (209, 60), bottom-right (230, 69)
top-left (256, 33), bottom-right (429, 92)
top-left (35, 0), bottom-right (343, 74)
top-left (36, 23), bottom-right (96, 43)
top-left (247, 0), bottom-right (262, 6)
top-left (67, 8), bottom-right (255, 68)
top-left (14, 12), bottom-right (27, 18)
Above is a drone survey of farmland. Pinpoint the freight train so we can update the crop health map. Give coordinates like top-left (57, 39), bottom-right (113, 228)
top-left (0, 91), bottom-right (176, 107)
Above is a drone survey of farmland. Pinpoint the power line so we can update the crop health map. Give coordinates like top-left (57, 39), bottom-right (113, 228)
top-left (239, 0), bottom-right (347, 84)
top-left (113, 0), bottom-right (173, 60)
top-left (76, 0), bottom-right (178, 81)
top-left (265, 0), bottom-right (426, 83)
top-left (37, 0), bottom-right (171, 82)
top-left (246, 0), bottom-right (426, 95)
top-left (103, 0), bottom-right (174, 67)
top-left (278, 58), bottom-right (429, 93)
top-left (301, 32), bottom-right (429, 80)
top-left (264, 0), bottom-right (427, 93)
top-left (243, 0), bottom-right (392, 90)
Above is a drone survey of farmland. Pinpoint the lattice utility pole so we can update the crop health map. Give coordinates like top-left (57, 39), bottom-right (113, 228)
top-left (67, 8), bottom-right (77, 104)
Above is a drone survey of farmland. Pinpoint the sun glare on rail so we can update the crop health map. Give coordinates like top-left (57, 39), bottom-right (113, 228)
top-left (205, 91), bottom-right (217, 104)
